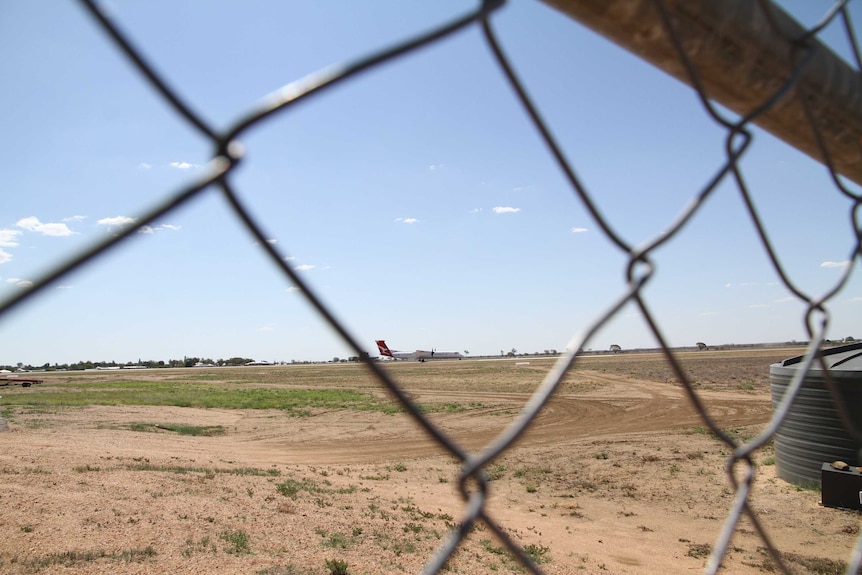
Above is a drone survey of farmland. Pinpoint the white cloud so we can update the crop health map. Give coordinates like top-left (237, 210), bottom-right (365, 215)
top-left (256, 324), bottom-right (276, 332)
top-left (169, 161), bottom-right (199, 169)
top-left (849, 296), bottom-right (862, 302)
top-left (513, 185), bottom-right (535, 193)
top-left (266, 238), bottom-right (277, 244)
top-left (283, 256), bottom-right (296, 262)
top-left (97, 216), bottom-right (136, 228)
top-left (16, 217), bottom-right (41, 231)
top-left (63, 215), bottom-right (87, 222)
top-left (395, 217), bottom-right (418, 224)
top-left (821, 260), bottom-right (850, 268)
top-left (699, 311), bottom-right (718, 316)
top-left (138, 162), bottom-right (152, 170)
top-left (493, 206), bottom-right (520, 214)
top-left (138, 223), bottom-right (181, 235)
top-left (571, 227), bottom-right (588, 234)
top-left (37, 223), bottom-right (75, 236)
top-left (16, 216), bottom-right (75, 237)
top-left (0, 249), bottom-right (11, 264)
top-left (286, 286), bottom-right (301, 293)
top-left (471, 208), bottom-right (483, 214)
top-left (749, 304), bottom-right (769, 309)
top-left (56, 285), bottom-right (74, 290)
top-left (6, 278), bottom-right (32, 288)
top-left (429, 164), bottom-right (442, 171)
top-left (0, 229), bottom-right (22, 247)
top-left (295, 264), bottom-right (315, 271)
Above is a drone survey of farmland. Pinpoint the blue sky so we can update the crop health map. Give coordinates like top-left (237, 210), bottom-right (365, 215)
top-left (1, 1), bottom-right (861, 365)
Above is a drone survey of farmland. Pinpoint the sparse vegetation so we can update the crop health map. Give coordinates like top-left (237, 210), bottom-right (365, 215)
top-left (753, 547), bottom-right (852, 575)
top-left (794, 481), bottom-right (822, 493)
top-left (127, 422), bottom-right (226, 436)
top-left (480, 539), bottom-right (508, 556)
top-left (220, 529), bottom-right (251, 554)
top-left (183, 535), bottom-right (216, 557)
top-left (276, 477), bottom-right (357, 500)
top-left (325, 558), bottom-right (349, 575)
top-left (523, 543), bottom-right (551, 564)
top-left (687, 543), bottom-right (712, 559)
top-left (15, 546), bottom-right (156, 571)
top-left (126, 462), bottom-right (280, 476)
top-left (256, 566), bottom-right (299, 575)
top-left (486, 464), bottom-right (507, 480)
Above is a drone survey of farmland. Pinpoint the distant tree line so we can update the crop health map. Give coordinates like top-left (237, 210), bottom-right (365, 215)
top-left (2, 349), bottom-right (596, 372)
top-left (1, 356), bottom-right (258, 372)
top-left (1, 354), bottom-right (379, 372)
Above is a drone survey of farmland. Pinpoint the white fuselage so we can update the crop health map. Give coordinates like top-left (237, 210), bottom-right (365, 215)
top-left (376, 340), bottom-right (463, 362)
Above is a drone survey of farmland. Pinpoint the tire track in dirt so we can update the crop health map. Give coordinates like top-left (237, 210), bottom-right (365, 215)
top-left (232, 374), bottom-right (774, 465)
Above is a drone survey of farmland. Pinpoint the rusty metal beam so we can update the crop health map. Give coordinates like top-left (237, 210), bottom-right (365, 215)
top-left (538, 0), bottom-right (862, 186)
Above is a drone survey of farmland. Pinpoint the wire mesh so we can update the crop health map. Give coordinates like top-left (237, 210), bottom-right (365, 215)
top-left (1, 1), bottom-right (861, 573)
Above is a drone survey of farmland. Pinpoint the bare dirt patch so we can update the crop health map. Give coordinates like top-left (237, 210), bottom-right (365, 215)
top-left (1, 350), bottom-right (858, 574)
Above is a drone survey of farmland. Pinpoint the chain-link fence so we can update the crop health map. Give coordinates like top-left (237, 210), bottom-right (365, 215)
top-left (2, 1), bottom-right (861, 573)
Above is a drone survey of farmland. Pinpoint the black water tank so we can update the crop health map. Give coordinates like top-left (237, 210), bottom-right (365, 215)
top-left (770, 343), bottom-right (862, 486)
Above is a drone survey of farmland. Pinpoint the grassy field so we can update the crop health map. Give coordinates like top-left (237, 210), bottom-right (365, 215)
top-left (0, 346), bottom-right (796, 409)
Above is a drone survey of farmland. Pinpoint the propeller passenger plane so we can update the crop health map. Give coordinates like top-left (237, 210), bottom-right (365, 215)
top-left (375, 340), bottom-right (463, 362)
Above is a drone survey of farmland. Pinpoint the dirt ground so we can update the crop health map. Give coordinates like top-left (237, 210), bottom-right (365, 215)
top-left (0, 350), bottom-right (859, 574)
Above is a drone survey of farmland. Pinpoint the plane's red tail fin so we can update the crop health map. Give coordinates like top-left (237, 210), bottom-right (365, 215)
top-left (376, 340), bottom-right (394, 358)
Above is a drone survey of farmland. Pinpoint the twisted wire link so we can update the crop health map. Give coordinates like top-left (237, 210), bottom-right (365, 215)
top-left (2, 1), bottom-right (861, 573)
